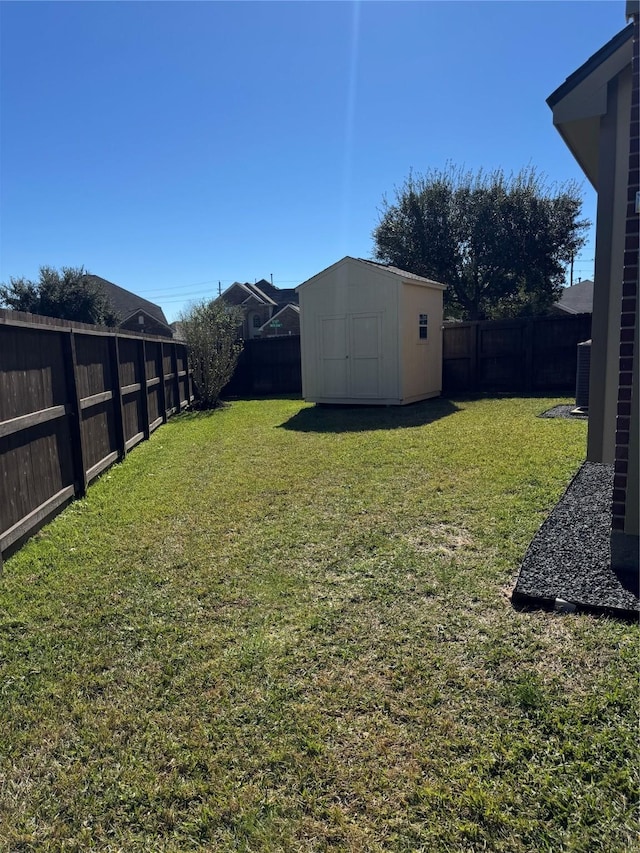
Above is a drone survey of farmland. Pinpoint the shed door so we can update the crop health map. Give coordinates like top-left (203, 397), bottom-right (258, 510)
top-left (318, 313), bottom-right (381, 399)
top-left (350, 314), bottom-right (380, 398)
top-left (319, 316), bottom-right (348, 397)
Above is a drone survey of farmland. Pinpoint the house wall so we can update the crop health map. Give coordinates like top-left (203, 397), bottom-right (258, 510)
top-left (589, 66), bottom-right (633, 463)
top-left (245, 305), bottom-right (272, 339)
top-left (400, 283), bottom-right (444, 402)
top-left (261, 308), bottom-right (300, 338)
top-left (612, 8), bottom-right (639, 567)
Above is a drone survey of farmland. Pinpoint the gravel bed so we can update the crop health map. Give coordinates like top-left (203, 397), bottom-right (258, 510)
top-left (539, 404), bottom-right (588, 420)
top-left (513, 462), bottom-right (639, 618)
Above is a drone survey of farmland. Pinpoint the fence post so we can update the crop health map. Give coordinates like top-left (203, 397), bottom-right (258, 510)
top-left (139, 339), bottom-right (150, 439)
top-left (159, 342), bottom-right (168, 423)
top-left (64, 330), bottom-right (88, 498)
top-left (185, 344), bottom-right (194, 403)
top-left (110, 335), bottom-right (126, 459)
top-left (172, 343), bottom-right (181, 412)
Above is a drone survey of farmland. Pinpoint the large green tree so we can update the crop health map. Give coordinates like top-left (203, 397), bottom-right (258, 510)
top-left (373, 166), bottom-right (589, 320)
top-left (178, 299), bottom-right (244, 409)
top-left (0, 265), bottom-right (119, 325)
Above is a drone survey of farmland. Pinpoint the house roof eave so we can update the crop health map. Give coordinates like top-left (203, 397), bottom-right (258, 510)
top-left (547, 23), bottom-right (633, 109)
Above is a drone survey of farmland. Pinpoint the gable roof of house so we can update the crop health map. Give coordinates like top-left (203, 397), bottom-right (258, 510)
top-left (83, 274), bottom-right (171, 329)
top-left (221, 279), bottom-right (298, 307)
top-left (250, 279), bottom-right (299, 305)
top-left (554, 279), bottom-right (594, 315)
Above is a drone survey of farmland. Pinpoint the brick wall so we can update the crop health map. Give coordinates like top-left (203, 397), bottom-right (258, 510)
top-left (612, 9), bottom-right (639, 532)
top-left (261, 307), bottom-right (300, 338)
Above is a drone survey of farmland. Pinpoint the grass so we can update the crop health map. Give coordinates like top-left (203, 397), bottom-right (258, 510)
top-left (0, 395), bottom-right (637, 852)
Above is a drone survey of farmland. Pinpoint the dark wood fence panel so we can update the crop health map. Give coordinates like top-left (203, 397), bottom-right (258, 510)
top-left (75, 333), bottom-right (119, 481)
top-left (224, 336), bottom-right (302, 397)
top-left (176, 347), bottom-right (190, 411)
top-left (0, 309), bottom-right (193, 565)
top-left (531, 316), bottom-right (591, 389)
top-left (163, 342), bottom-right (177, 415)
top-left (0, 325), bottom-right (69, 420)
top-left (118, 337), bottom-right (145, 450)
top-left (145, 341), bottom-right (163, 430)
top-left (442, 314), bottom-right (592, 393)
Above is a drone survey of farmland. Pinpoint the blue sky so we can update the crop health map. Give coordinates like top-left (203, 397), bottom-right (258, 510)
top-left (0, 1), bottom-right (626, 321)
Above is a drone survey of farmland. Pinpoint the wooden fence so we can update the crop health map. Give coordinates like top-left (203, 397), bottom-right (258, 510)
top-left (0, 309), bottom-right (192, 565)
top-left (222, 315), bottom-right (592, 398)
top-left (442, 313), bottom-right (592, 393)
top-left (224, 335), bottom-right (302, 396)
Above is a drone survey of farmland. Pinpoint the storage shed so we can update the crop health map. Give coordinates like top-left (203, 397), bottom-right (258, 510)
top-left (296, 257), bottom-right (446, 405)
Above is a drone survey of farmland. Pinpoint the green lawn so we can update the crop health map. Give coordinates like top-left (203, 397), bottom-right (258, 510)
top-left (0, 396), bottom-right (637, 852)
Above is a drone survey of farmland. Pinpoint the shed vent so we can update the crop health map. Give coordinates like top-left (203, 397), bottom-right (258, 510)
top-left (574, 339), bottom-right (591, 413)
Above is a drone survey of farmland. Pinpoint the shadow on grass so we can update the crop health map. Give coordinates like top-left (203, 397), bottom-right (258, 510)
top-left (278, 398), bottom-right (460, 434)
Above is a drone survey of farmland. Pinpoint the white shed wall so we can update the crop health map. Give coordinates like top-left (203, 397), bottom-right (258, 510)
top-left (400, 283), bottom-right (444, 401)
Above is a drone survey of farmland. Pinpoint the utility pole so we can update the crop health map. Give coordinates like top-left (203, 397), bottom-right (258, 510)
top-left (569, 252), bottom-right (574, 287)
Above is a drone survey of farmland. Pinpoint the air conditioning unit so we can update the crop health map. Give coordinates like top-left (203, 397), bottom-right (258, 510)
top-left (573, 339), bottom-right (591, 414)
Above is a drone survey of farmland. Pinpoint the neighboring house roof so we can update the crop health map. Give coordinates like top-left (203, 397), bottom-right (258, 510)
top-left (297, 256), bottom-right (447, 291)
top-left (83, 274), bottom-right (171, 330)
top-left (259, 303), bottom-right (299, 331)
top-left (554, 280), bottom-right (594, 314)
top-left (250, 279), bottom-right (299, 306)
top-left (220, 279), bottom-right (299, 307)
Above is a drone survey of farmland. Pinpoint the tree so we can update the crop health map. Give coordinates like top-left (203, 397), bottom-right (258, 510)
top-left (178, 299), bottom-right (244, 409)
top-left (372, 165), bottom-right (589, 320)
top-left (0, 265), bottom-right (119, 325)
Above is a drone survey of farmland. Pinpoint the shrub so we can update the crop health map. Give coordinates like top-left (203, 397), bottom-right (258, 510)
top-left (179, 299), bottom-right (243, 408)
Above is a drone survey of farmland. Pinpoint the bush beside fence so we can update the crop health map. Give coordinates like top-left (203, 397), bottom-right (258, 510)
top-left (0, 309), bottom-right (192, 565)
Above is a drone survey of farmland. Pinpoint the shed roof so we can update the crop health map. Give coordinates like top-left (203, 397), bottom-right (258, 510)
top-left (297, 256), bottom-right (447, 291)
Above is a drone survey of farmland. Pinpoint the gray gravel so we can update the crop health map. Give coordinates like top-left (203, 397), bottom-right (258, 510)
top-left (513, 462), bottom-right (639, 619)
top-left (539, 404), bottom-right (588, 420)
